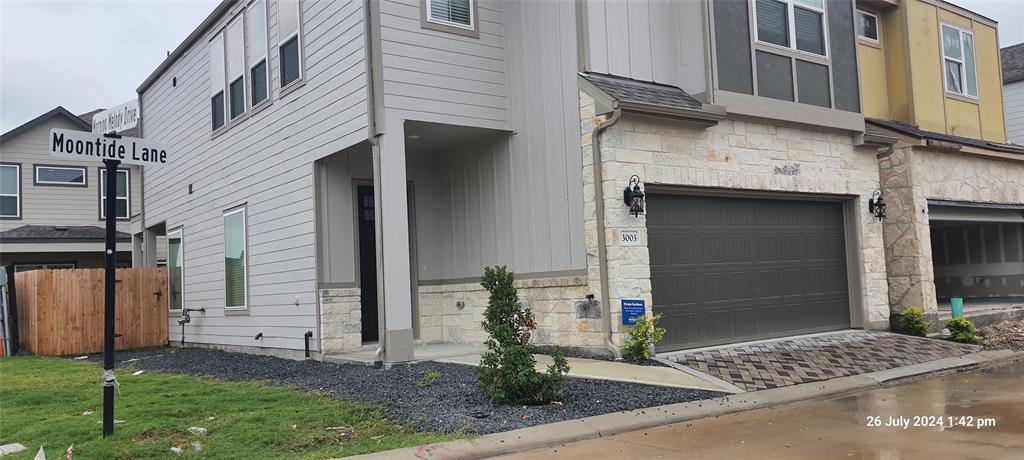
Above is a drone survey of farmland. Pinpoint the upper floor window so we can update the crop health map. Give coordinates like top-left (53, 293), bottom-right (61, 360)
top-left (35, 165), bottom-right (86, 186)
top-left (856, 10), bottom-right (879, 43)
top-left (210, 33), bottom-right (227, 130)
top-left (941, 24), bottom-right (977, 99)
top-left (99, 168), bottom-right (130, 220)
top-left (278, 0), bottom-right (303, 88)
top-left (226, 15), bottom-right (246, 120)
top-left (248, 0), bottom-right (270, 106)
top-left (0, 163), bottom-right (20, 218)
top-left (427, 0), bottom-right (473, 29)
top-left (754, 0), bottom-right (827, 57)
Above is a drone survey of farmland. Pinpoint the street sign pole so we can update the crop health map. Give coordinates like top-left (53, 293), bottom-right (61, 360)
top-left (102, 136), bottom-right (121, 437)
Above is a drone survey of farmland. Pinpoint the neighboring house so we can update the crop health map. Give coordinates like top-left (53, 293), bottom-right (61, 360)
top-left (854, 0), bottom-right (1024, 317)
top-left (1003, 42), bottom-right (1024, 143)
top-left (137, 0), bottom-right (898, 363)
top-left (0, 107), bottom-right (142, 271)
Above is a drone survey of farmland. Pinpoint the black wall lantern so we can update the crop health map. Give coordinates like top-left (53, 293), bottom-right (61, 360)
top-left (868, 189), bottom-right (886, 221)
top-left (623, 175), bottom-right (645, 218)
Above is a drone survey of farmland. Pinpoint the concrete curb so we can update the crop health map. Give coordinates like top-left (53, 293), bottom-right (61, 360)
top-left (345, 350), bottom-right (1024, 460)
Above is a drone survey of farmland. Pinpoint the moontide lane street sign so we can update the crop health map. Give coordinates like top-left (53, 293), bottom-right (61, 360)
top-left (49, 128), bottom-right (168, 166)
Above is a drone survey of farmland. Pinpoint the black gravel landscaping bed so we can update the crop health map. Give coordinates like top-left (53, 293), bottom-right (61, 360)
top-left (86, 348), bottom-right (725, 435)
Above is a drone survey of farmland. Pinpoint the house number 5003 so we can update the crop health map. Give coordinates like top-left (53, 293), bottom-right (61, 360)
top-left (619, 230), bottom-right (641, 247)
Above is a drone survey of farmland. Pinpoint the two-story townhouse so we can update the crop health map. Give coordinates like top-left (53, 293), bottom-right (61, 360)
top-left (138, 0), bottom-right (889, 363)
top-left (854, 0), bottom-right (1024, 323)
top-left (1003, 42), bottom-right (1024, 144)
top-left (0, 107), bottom-right (142, 270)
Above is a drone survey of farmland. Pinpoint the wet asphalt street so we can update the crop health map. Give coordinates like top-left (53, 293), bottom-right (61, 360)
top-left (498, 360), bottom-right (1024, 460)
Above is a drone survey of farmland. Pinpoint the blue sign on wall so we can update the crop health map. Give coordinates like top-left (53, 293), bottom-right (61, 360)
top-left (621, 299), bottom-right (646, 325)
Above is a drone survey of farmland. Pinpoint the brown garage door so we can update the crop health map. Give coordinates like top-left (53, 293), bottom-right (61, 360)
top-left (648, 193), bottom-right (851, 351)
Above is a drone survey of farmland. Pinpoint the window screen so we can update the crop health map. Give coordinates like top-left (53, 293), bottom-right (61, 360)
top-left (856, 11), bottom-right (878, 41)
top-left (210, 34), bottom-right (226, 129)
top-left (280, 36), bottom-right (301, 87)
top-left (429, 0), bottom-right (472, 27)
top-left (794, 7), bottom-right (824, 55)
top-left (168, 230), bottom-right (184, 311)
top-left (226, 16), bottom-right (245, 118)
top-left (279, 0), bottom-right (302, 87)
top-left (0, 164), bottom-right (19, 217)
top-left (248, 0), bottom-right (269, 105)
top-left (100, 169), bottom-right (129, 219)
top-left (756, 0), bottom-right (789, 47)
top-left (224, 208), bottom-right (247, 308)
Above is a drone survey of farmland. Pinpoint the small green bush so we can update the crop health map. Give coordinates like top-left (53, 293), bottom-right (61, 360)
top-left (477, 266), bottom-right (570, 405)
top-left (896, 307), bottom-right (931, 337)
top-left (946, 318), bottom-right (979, 344)
top-left (622, 314), bottom-right (667, 361)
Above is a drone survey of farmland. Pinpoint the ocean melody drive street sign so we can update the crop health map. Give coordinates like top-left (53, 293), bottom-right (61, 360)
top-left (92, 99), bottom-right (139, 134)
top-left (49, 128), bottom-right (169, 166)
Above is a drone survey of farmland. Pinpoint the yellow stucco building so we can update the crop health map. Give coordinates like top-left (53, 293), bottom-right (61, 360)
top-left (855, 0), bottom-right (1024, 323)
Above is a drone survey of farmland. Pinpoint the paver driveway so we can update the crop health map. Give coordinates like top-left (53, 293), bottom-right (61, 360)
top-left (665, 331), bottom-right (979, 391)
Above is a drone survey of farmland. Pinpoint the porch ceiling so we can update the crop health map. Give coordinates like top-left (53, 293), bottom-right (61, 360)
top-left (404, 120), bottom-right (506, 156)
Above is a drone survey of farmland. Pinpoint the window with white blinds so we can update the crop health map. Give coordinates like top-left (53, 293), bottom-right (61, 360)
top-left (226, 15), bottom-right (246, 119)
top-left (755, 0), bottom-right (827, 57)
top-left (248, 0), bottom-right (269, 106)
top-left (278, 0), bottom-right (302, 88)
top-left (941, 24), bottom-right (978, 98)
top-left (427, 0), bottom-right (473, 29)
top-left (210, 34), bottom-right (226, 130)
top-left (168, 229), bottom-right (184, 312)
top-left (99, 169), bottom-right (130, 219)
top-left (223, 207), bottom-right (248, 309)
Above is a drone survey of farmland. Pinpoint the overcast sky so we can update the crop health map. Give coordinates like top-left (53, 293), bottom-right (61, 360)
top-left (1, 0), bottom-right (1022, 132)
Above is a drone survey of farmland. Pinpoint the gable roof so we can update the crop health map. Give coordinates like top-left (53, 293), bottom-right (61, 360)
top-left (1002, 42), bottom-right (1024, 85)
top-left (1, 106), bottom-right (92, 143)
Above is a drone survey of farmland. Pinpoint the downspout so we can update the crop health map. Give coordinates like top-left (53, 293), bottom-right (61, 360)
top-left (592, 105), bottom-right (622, 359)
top-left (364, 0), bottom-right (386, 364)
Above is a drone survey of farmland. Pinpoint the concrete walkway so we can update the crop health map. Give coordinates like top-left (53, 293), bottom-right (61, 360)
top-left (436, 351), bottom-right (734, 393)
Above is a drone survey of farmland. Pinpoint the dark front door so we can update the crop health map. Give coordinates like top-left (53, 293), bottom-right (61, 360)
top-left (357, 185), bottom-right (379, 343)
top-left (647, 193), bottom-right (851, 351)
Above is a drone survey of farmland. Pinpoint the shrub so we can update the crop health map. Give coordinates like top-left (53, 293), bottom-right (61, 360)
top-left (896, 307), bottom-right (931, 337)
top-left (622, 314), bottom-right (666, 361)
top-left (477, 266), bottom-right (570, 404)
top-left (946, 318), bottom-right (979, 344)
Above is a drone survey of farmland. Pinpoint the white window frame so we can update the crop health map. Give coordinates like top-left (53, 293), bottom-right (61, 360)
top-left (223, 206), bottom-right (249, 311)
top-left (752, 0), bottom-right (830, 59)
top-left (167, 227), bottom-right (185, 313)
top-left (0, 163), bottom-right (21, 219)
top-left (426, 0), bottom-right (476, 31)
top-left (34, 165), bottom-right (87, 186)
top-left (856, 9), bottom-right (880, 44)
top-left (99, 168), bottom-right (130, 220)
top-left (226, 14), bottom-right (247, 120)
top-left (278, 0), bottom-right (304, 90)
top-left (940, 23), bottom-right (978, 99)
top-left (210, 32), bottom-right (227, 132)
top-left (247, 0), bottom-right (271, 108)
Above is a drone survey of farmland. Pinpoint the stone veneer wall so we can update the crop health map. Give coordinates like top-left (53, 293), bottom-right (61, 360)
top-left (319, 287), bottom-right (362, 354)
top-left (417, 275), bottom-right (603, 348)
top-left (879, 146), bottom-right (1024, 315)
top-left (579, 91), bottom-right (892, 336)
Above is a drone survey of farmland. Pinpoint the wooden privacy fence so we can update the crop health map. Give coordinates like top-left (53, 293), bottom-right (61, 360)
top-left (15, 268), bottom-right (168, 355)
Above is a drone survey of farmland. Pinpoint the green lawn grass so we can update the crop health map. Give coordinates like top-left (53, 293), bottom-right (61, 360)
top-left (0, 356), bottom-right (458, 459)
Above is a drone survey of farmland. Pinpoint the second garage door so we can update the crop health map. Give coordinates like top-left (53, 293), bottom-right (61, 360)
top-left (647, 193), bottom-right (851, 351)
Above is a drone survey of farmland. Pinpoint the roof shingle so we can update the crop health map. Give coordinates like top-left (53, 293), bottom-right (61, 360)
top-left (0, 225), bottom-right (130, 242)
top-left (579, 72), bottom-right (703, 111)
top-left (1002, 43), bottom-right (1024, 85)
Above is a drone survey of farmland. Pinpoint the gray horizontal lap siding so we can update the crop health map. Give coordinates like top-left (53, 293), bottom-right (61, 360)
top-left (1005, 81), bottom-right (1024, 144)
top-left (143, 0), bottom-right (368, 351)
top-left (378, 0), bottom-right (510, 129)
top-left (0, 117), bottom-right (141, 233)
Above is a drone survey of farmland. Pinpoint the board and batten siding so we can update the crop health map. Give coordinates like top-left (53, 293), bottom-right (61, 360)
top-left (582, 0), bottom-right (706, 96)
top-left (141, 0), bottom-right (368, 351)
top-left (377, 0), bottom-right (510, 130)
top-left (0, 116), bottom-right (141, 234)
top-left (1005, 81), bottom-right (1024, 144)
top-left (409, 0), bottom-right (586, 281)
